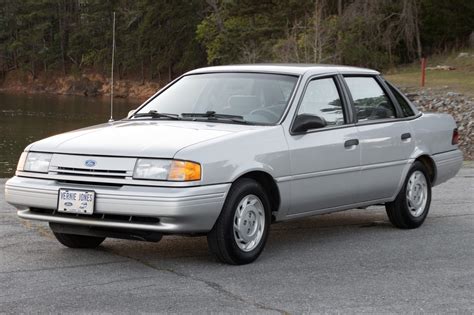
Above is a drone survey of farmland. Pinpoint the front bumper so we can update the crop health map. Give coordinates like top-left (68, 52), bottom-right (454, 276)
top-left (5, 176), bottom-right (230, 233)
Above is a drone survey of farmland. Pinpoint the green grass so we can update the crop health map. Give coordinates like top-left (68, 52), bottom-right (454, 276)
top-left (384, 50), bottom-right (474, 96)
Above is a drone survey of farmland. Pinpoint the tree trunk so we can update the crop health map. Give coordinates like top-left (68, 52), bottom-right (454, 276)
top-left (413, 1), bottom-right (422, 59)
top-left (207, 0), bottom-right (224, 32)
top-left (141, 58), bottom-right (145, 84)
top-left (30, 60), bottom-right (36, 80)
top-left (57, 1), bottom-right (66, 75)
top-left (13, 49), bottom-right (18, 69)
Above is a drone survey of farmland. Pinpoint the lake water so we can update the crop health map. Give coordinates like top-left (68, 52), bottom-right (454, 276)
top-left (0, 93), bottom-right (140, 178)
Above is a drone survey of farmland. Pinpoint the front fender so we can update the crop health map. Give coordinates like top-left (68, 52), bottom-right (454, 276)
top-left (174, 126), bottom-right (291, 185)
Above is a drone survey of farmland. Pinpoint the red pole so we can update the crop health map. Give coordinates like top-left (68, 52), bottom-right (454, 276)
top-left (421, 57), bottom-right (426, 87)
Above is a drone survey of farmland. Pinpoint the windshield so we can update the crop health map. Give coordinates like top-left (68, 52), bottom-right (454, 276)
top-left (134, 72), bottom-right (298, 124)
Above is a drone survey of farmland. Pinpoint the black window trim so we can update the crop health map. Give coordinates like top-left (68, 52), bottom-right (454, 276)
top-left (383, 79), bottom-right (418, 118)
top-left (289, 73), bottom-right (353, 135)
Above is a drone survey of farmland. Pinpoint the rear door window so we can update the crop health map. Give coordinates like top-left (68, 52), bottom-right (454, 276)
top-left (344, 77), bottom-right (397, 122)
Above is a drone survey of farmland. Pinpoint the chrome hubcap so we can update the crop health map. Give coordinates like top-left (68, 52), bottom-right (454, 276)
top-left (233, 194), bottom-right (265, 252)
top-left (406, 170), bottom-right (428, 217)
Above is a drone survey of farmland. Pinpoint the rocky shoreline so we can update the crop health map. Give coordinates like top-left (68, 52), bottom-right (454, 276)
top-left (0, 71), bottom-right (160, 100)
top-left (403, 88), bottom-right (473, 160)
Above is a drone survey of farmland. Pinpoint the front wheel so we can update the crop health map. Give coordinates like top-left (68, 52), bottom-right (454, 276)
top-left (386, 161), bottom-right (432, 229)
top-left (207, 178), bottom-right (271, 265)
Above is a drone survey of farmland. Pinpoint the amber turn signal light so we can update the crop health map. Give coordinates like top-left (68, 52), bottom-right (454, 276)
top-left (168, 161), bottom-right (201, 181)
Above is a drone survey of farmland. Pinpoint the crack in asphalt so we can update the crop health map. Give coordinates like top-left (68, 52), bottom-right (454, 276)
top-left (191, 275), bottom-right (291, 315)
top-left (0, 231), bottom-right (32, 238)
top-left (0, 260), bottom-right (128, 275)
top-left (432, 200), bottom-right (472, 204)
top-left (431, 213), bottom-right (474, 219)
top-left (80, 275), bottom-right (160, 289)
top-left (0, 274), bottom-right (153, 301)
top-left (0, 241), bottom-right (30, 250)
top-left (102, 247), bottom-right (291, 315)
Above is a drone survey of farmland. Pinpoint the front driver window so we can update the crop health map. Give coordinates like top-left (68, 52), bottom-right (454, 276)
top-left (298, 77), bottom-right (345, 126)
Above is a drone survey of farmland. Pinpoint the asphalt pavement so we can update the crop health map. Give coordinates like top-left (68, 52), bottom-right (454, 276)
top-left (1, 168), bottom-right (473, 313)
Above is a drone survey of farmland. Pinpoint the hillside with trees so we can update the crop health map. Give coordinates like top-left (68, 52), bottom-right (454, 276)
top-left (0, 0), bottom-right (473, 86)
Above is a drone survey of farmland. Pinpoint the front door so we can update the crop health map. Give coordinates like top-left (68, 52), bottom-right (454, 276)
top-left (286, 76), bottom-right (361, 215)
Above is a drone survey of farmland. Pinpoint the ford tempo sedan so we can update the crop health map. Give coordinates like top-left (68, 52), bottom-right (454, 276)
top-left (5, 65), bottom-right (463, 264)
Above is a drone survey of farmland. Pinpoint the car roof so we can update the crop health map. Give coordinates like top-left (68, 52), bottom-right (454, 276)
top-left (186, 64), bottom-right (379, 76)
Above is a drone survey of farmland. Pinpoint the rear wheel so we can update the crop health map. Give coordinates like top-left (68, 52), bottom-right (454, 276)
top-left (207, 178), bottom-right (271, 265)
top-left (52, 231), bottom-right (105, 248)
top-left (386, 161), bottom-right (432, 229)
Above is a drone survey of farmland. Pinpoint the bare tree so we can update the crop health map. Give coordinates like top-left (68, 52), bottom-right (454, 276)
top-left (206, 0), bottom-right (224, 33)
top-left (400, 0), bottom-right (422, 59)
top-left (312, 0), bottom-right (324, 63)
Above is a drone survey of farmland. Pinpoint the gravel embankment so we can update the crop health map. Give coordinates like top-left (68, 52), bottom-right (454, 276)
top-left (403, 89), bottom-right (473, 160)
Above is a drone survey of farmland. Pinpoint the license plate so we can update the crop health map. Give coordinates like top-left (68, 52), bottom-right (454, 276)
top-left (58, 189), bottom-right (95, 215)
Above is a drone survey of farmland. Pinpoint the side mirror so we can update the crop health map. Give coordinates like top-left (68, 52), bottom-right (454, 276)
top-left (292, 114), bottom-right (327, 133)
top-left (127, 109), bottom-right (138, 118)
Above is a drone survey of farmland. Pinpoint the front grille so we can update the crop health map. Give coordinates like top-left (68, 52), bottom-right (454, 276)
top-left (55, 180), bottom-right (124, 187)
top-left (55, 166), bottom-right (128, 179)
top-left (30, 208), bottom-right (160, 225)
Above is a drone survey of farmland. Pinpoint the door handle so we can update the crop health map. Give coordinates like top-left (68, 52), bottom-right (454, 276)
top-left (344, 139), bottom-right (359, 148)
top-left (401, 133), bottom-right (411, 140)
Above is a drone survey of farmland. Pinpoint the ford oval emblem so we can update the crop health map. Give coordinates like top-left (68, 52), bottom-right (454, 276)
top-left (84, 159), bottom-right (96, 167)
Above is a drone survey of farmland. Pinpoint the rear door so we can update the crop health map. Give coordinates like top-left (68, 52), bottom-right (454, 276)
top-left (343, 76), bottom-right (414, 202)
top-left (286, 75), bottom-right (361, 214)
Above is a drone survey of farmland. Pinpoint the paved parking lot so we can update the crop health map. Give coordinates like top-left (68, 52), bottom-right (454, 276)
top-left (1, 168), bottom-right (473, 313)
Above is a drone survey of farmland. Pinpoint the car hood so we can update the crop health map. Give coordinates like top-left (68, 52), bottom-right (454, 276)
top-left (29, 120), bottom-right (260, 158)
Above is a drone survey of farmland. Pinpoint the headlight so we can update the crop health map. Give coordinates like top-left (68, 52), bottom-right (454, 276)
top-left (133, 159), bottom-right (201, 181)
top-left (23, 152), bottom-right (53, 173)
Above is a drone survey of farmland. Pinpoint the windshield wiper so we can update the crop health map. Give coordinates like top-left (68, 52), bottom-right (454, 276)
top-left (181, 111), bottom-right (249, 124)
top-left (133, 110), bottom-right (181, 120)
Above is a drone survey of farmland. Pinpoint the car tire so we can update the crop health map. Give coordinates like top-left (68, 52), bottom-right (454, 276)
top-left (207, 178), bottom-right (271, 265)
top-left (385, 161), bottom-right (432, 229)
top-left (52, 232), bottom-right (106, 248)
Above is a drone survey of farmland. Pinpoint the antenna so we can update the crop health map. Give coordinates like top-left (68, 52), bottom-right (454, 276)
top-left (108, 11), bottom-right (116, 123)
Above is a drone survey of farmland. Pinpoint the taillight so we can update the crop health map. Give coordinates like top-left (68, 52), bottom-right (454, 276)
top-left (452, 128), bottom-right (460, 145)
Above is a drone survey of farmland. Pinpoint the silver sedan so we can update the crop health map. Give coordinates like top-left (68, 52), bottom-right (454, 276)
top-left (5, 64), bottom-right (463, 264)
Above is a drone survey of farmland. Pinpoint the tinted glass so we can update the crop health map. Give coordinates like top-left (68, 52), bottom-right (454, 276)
top-left (298, 77), bottom-right (345, 126)
top-left (387, 83), bottom-right (415, 117)
top-left (137, 73), bottom-right (298, 124)
top-left (345, 77), bottom-right (396, 121)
